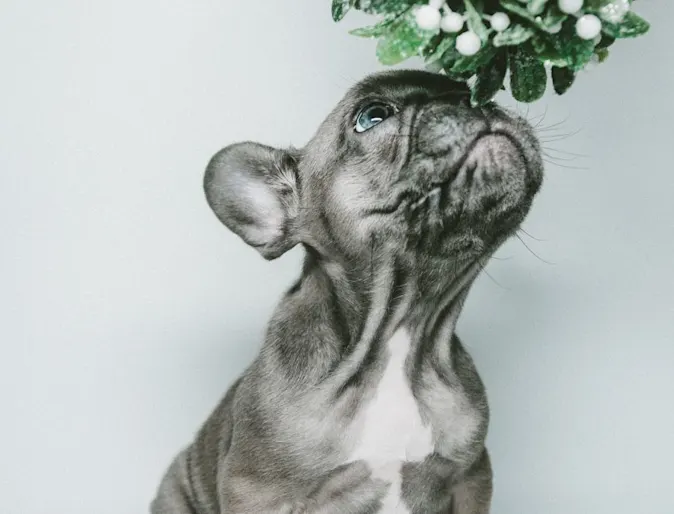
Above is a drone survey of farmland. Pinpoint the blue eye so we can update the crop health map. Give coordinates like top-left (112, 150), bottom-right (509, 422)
top-left (355, 103), bottom-right (394, 133)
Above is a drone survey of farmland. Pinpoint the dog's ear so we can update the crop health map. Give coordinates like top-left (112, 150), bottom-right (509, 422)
top-left (204, 142), bottom-right (300, 260)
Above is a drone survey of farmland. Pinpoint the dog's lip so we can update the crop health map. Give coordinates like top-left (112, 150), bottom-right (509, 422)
top-left (365, 130), bottom-right (527, 216)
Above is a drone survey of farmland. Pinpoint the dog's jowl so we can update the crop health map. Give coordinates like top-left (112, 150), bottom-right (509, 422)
top-left (151, 70), bottom-right (544, 514)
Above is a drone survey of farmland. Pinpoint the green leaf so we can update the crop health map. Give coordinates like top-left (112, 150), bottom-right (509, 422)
top-left (500, 0), bottom-right (565, 34)
top-left (450, 45), bottom-right (497, 74)
top-left (532, 20), bottom-right (596, 72)
top-left (602, 11), bottom-right (650, 38)
top-left (424, 34), bottom-right (458, 64)
top-left (471, 52), bottom-right (508, 106)
top-left (585, 0), bottom-right (621, 8)
top-left (443, 67), bottom-right (473, 82)
top-left (376, 9), bottom-right (436, 65)
top-left (500, 0), bottom-right (538, 23)
top-left (442, 41), bottom-right (497, 80)
top-left (528, 0), bottom-right (548, 16)
top-left (464, 0), bottom-right (489, 41)
top-left (595, 47), bottom-right (610, 63)
top-left (492, 24), bottom-right (535, 46)
top-left (551, 66), bottom-right (575, 95)
top-left (509, 45), bottom-right (547, 102)
top-left (421, 33), bottom-right (444, 59)
top-left (332, 0), bottom-right (353, 22)
top-left (349, 17), bottom-right (397, 38)
top-left (359, 0), bottom-right (415, 15)
top-left (595, 34), bottom-right (616, 49)
top-left (541, 5), bottom-right (567, 33)
top-left (530, 35), bottom-right (567, 67)
top-left (530, 37), bottom-right (563, 66)
top-left (558, 21), bottom-right (597, 71)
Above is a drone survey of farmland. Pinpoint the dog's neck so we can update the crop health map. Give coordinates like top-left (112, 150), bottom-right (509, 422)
top-left (284, 244), bottom-right (486, 384)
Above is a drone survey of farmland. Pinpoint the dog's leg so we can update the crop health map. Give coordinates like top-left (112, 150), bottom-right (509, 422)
top-left (449, 449), bottom-right (492, 514)
top-left (151, 450), bottom-right (199, 514)
top-left (152, 379), bottom-right (241, 514)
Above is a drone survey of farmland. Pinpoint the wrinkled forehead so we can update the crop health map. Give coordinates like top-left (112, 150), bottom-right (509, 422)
top-left (340, 70), bottom-right (471, 112)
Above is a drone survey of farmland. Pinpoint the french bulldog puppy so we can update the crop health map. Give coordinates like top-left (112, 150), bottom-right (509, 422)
top-left (151, 69), bottom-right (543, 514)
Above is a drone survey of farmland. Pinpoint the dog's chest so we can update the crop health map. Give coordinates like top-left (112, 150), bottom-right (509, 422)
top-left (344, 327), bottom-right (433, 512)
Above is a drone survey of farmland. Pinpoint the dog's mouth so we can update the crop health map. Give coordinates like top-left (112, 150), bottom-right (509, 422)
top-left (365, 130), bottom-right (529, 217)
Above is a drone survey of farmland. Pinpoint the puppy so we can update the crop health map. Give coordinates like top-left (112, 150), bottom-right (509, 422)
top-left (151, 70), bottom-right (543, 514)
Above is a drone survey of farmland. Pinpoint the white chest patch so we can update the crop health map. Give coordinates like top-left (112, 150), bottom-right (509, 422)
top-left (345, 327), bottom-right (434, 513)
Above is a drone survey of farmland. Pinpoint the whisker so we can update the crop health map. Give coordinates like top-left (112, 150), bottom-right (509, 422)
top-left (542, 151), bottom-right (580, 163)
top-left (483, 268), bottom-right (507, 290)
top-left (477, 260), bottom-right (508, 290)
top-left (515, 233), bottom-right (555, 265)
top-left (535, 114), bottom-right (572, 132)
top-left (529, 105), bottom-right (549, 128)
top-left (538, 127), bottom-right (584, 143)
top-left (489, 255), bottom-right (513, 261)
top-left (542, 146), bottom-right (588, 159)
top-left (518, 227), bottom-right (546, 242)
top-left (539, 135), bottom-right (579, 144)
top-left (543, 159), bottom-right (589, 171)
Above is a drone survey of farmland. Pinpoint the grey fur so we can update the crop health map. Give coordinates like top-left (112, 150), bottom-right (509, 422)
top-left (151, 70), bottom-right (543, 514)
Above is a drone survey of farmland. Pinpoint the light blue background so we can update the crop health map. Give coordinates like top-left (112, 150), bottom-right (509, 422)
top-left (1, 1), bottom-right (672, 513)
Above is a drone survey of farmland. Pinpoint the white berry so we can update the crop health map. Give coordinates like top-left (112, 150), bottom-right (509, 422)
top-left (456, 31), bottom-right (481, 56)
top-left (490, 12), bottom-right (511, 32)
top-left (558, 0), bottom-right (584, 14)
top-left (429, 0), bottom-right (445, 9)
top-left (576, 14), bottom-right (602, 40)
top-left (416, 5), bottom-right (442, 31)
top-left (441, 12), bottom-right (464, 33)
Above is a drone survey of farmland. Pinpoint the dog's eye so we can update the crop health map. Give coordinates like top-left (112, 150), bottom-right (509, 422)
top-left (355, 103), bottom-right (394, 133)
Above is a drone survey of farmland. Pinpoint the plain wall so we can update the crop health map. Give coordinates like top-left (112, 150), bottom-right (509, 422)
top-left (1, 1), bottom-right (672, 513)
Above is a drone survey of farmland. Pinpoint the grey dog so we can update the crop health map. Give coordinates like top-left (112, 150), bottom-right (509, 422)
top-left (151, 70), bottom-right (543, 514)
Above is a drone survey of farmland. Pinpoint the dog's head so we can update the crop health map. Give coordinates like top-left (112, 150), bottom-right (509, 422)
top-left (204, 70), bottom-right (543, 271)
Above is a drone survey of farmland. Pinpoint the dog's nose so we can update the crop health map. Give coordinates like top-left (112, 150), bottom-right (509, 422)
top-left (415, 104), bottom-right (490, 161)
top-left (468, 133), bottom-right (524, 173)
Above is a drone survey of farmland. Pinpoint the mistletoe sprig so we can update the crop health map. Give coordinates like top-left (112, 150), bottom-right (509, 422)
top-left (332, 0), bottom-right (649, 106)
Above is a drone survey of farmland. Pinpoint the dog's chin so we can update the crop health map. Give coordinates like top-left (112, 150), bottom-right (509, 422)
top-left (361, 193), bottom-right (529, 264)
top-left (403, 159), bottom-right (532, 249)
top-left (406, 210), bottom-right (535, 264)
top-left (402, 216), bottom-right (522, 262)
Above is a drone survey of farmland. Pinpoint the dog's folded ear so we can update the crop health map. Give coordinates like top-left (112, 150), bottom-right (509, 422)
top-left (204, 142), bottom-right (300, 260)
